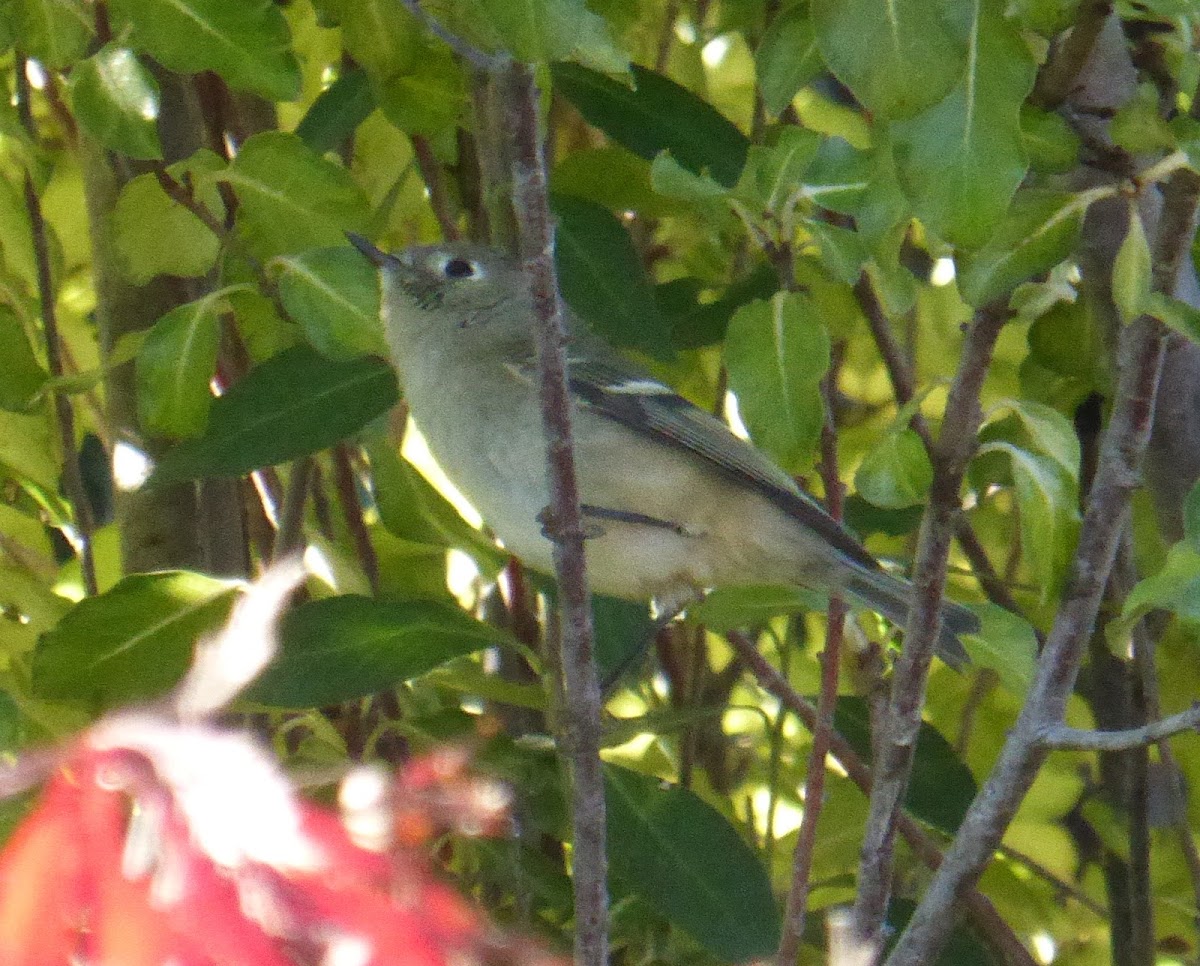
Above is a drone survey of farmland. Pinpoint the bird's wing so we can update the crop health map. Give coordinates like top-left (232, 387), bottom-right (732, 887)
top-left (511, 341), bottom-right (882, 574)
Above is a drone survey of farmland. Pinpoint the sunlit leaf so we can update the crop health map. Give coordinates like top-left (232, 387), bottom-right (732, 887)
top-left (68, 44), bottom-right (162, 160)
top-left (33, 571), bottom-right (238, 707)
top-left (108, 0), bottom-right (300, 99)
top-left (136, 296), bottom-right (223, 438)
top-left (725, 292), bottom-right (829, 472)
top-left (756, 7), bottom-right (823, 118)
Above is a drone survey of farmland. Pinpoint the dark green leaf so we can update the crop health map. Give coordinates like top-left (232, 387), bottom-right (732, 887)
top-left (605, 764), bottom-right (780, 960)
top-left (33, 571), bottom-right (237, 707)
top-left (655, 262), bottom-right (777, 349)
top-left (148, 346), bottom-right (398, 485)
top-left (246, 595), bottom-right (511, 708)
top-left (592, 594), bottom-right (654, 684)
top-left (834, 697), bottom-right (976, 834)
top-left (551, 194), bottom-right (670, 357)
top-left (1021, 106), bottom-right (1080, 173)
top-left (108, 0), bottom-right (299, 100)
top-left (295, 67), bottom-right (376, 154)
top-left (812, 0), bottom-right (965, 120)
top-left (553, 63), bottom-right (749, 187)
top-left (68, 44), bottom-right (162, 160)
top-left (272, 247), bottom-right (387, 359)
top-left (136, 296), bottom-right (222, 438)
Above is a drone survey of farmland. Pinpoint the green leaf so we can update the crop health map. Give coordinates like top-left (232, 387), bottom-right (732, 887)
top-left (0, 408), bottom-right (58, 491)
top-left (551, 194), bottom-right (671, 356)
top-left (1147, 292), bottom-right (1200, 344)
top-left (67, 44), bottom-right (161, 160)
top-left (449, 0), bottom-right (629, 75)
top-left (136, 296), bottom-right (223, 438)
top-left (1021, 106), bottom-right (1080, 174)
top-left (272, 247), bottom-right (387, 360)
top-left (961, 602), bottom-right (1037, 695)
top-left (553, 63), bottom-right (749, 188)
top-left (295, 67), bottom-right (376, 154)
top-left (724, 292), bottom-right (830, 473)
top-left (246, 595), bottom-right (511, 708)
top-left (812, 0), bottom-right (965, 120)
top-left (736, 126), bottom-right (822, 215)
top-left (1112, 543), bottom-right (1200, 641)
top-left (214, 132), bottom-right (371, 259)
top-left (649, 151), bottom-right (729, 201)
top-left (994, 399), bottom-right (1081, 480)
top-left (756, 7), bottom-right (823, 118)
top-left (655, 262), bottom-right (778, 350)
top-left (855, 429), bottom-right (933, 509)
top-left (33, 571), bottom-right (238, 707)
top-left (605, 764), bottom-right (780, 960)
top-left (591, 594), bottom-right (655, 683)
top-left (891, 0), bottom-right (1035, 248)
top-left (112, 149), bottom-right (225, 284)
top-left (1185, 479), bottom-right (1200, 551)
top-left (1112, 207), bottom-right (1152, 322)
top-left (107, 0), bottom-right (300, 100)
top-left (834, 697), bottom-right (977, 835)
top-left (7, 0), bottom-right (91, 68)
top-left (1110, 82), bottom-right (1176, 154)
top-left (0, 306), bottom-right (47, 411)
top-left (957, 189), bottom-right (1093, 307)
top-left (690, 584), bottom-right (821, 632)
top-left (375, 48), bottom-right (465, 136)
top-left (339, 0), bottom-right (419, 79)
top-left (148, 346), bottom-right (399, 486)
top-left (977, 440), bottom-right (1071, 600)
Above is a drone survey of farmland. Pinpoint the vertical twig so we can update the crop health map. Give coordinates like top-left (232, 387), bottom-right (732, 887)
top-left (504, 61), bottom-right (608, 966)
top-left (273, 458), bottom-right (312, 561)
top-left (332, 443), bottom-right (379, 595)
top-left (776, 377), bottom-right (847, 963)
top-left (411, 133), bottom-right (461, 241)
top-left (885, 167), bottom-right (1200, 966)
top-left (852, 305), bottom-right (1007, 946)
top-left (16, 56), bottom-right (98, 597)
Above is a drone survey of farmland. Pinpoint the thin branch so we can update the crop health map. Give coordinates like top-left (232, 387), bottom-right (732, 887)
top-left (411, 133), bottom-right (461, 241)
top-left (273, 457), bottom-right (312, 561)
top-left (1035, 702), bottom-right (1200, 750)
top-left (332, 443), bottom-right (379, 595)
top-left (398, 0), bottom-right (506, 72)
top-left (854, 275), bottom-right (1023, 617)
top-left (726, 632), bottom-right (1037, 966)
top-left (504, 62), bottom-right (608, 966)
top-left (852, 304), bottom-right (1008, 946)
top-left (776, 377), bottom-right (847, 964)
top-left (885, 167), bottom-right (1200, 966)
top-left (1030, 0), bottom-right (1114, 110)
top-left (16, 56), bottom-right (97, 597)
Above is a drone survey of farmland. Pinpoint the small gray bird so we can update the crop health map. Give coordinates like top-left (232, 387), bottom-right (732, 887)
top-left (349, 236), bottom-right (979, 669)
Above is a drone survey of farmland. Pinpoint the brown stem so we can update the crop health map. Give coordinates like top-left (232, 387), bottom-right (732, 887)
top-left (504, 61), bottom-right (608, 966)
top-left (853, 305), bottom-right (1007, 946)
top-left (411, 133), bottom-right (461, 241)
top-left (17, 56), bottom-right (97, 597)
top-left (332, 443), bottom-right (379, 595)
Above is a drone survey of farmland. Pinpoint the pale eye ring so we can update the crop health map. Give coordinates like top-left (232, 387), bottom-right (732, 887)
top-left (443, 257), bottom-right (476, 279)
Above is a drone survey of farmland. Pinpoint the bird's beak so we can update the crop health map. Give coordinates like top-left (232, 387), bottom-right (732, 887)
top-left (346, 232), bottom-right (403, 270)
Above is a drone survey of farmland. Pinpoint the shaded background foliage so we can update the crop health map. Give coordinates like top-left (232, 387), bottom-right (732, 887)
top-left (0, 0), bottom-right (1198, 963)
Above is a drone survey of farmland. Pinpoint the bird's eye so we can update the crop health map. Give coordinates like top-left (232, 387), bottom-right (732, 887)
top-left (443, 257), bottom-right (476, 279)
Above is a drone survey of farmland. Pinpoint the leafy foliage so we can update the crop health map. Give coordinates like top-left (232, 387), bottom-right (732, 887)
top-left (0, 0), bottom-right (1199, 964)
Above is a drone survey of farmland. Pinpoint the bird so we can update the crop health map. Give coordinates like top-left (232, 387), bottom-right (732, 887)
top-left (348, 235), bottom-right (979, 669)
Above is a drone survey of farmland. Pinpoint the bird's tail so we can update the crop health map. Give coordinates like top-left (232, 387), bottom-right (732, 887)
top-left (837, 565), bottom-right (978, 671)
